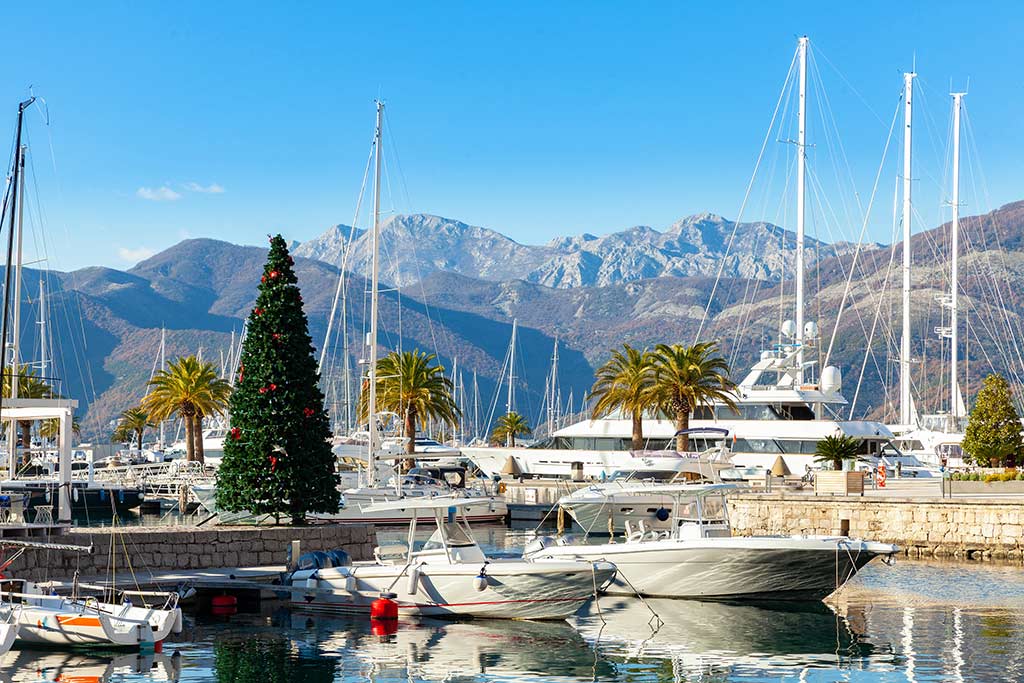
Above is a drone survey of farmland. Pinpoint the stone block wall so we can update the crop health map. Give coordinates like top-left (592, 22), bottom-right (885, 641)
top-left (6, 524), bottom-right (376, 582)
top-left (728, 494), bottom-right (1024, 560)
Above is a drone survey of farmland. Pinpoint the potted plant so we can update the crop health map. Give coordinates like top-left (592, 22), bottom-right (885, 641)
top-left (813, 434), bottom-right (865, 495)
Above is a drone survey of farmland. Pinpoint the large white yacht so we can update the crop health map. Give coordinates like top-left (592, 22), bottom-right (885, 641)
top-left (464, 339), bottom-right (897, 480)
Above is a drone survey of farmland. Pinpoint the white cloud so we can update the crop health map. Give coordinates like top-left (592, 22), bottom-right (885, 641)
top-left (136, 186), bottom-right (181, 201)
top-left (117, 246), bottom-right (156, 263)
top-left (184, 182), bottom-right (225, 194)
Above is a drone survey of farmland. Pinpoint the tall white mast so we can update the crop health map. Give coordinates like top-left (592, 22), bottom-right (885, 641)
top-left (37, 279), bottom-right (46, 381)
top-left (6, 147), bottom-right (25, 463)
top-left (506, 319), bottom-right (517, 415)
top-left (949, 91), bottom-right (965, 429)
top-left (366, 100), bottom-right (384, 487)
top-left (899, 70), bottom-right (916, 427)
top-left (548, 337), bottom-right (559, 436)
top-left (159, 327), bottom-right (166, 446)
top-left (794, 36), bottom-right (808, 385)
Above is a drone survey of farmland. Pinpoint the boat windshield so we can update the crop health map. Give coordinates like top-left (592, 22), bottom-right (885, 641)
top-left (422, 520), bottom-right (477, 550)
top-left (675, 492), bottom-right (729, 523)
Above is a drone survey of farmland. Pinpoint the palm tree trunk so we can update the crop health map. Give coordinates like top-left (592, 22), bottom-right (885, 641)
top-left (510, 431), bottom-right (516, 448)
top-left (184, 413), bottom-right (196, 462)
top-left (193, 414), bottom-right (205, 465)
top-left (136, 428), bottom-right (144, 452)
top-left (674, 406), bottom-right (690, 452)
top-left (403, 408), bottom-right (416, 473)
top-left (631, 410), bottom-right (644, 451)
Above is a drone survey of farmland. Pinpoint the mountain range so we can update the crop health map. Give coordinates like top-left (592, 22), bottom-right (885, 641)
top-left (21, 201), bottom-right (1024, 438)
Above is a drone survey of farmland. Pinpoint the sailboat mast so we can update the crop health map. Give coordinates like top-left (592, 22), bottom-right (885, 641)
top-left (794, 36), bottom-right (808, 385)
top-left (506, 319), bottom-right (517, 416)
top-left (899, 70), bottom-right (916, 426)
top-left (548, 337), bottom-right (559, 436)
top-left (950, 91), bottom-right (965, 428)
top-left (38, 279), bottom-right (46, 381)
top-left (366, 100), bottom-right (385, 487)
top-left (159, 327), bottom-right (166, 446)
top-left (11, 146), bottom-right (25, 395)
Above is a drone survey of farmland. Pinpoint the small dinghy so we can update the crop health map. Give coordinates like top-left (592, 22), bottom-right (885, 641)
top-left (0, 580), bottom-right (176, 648)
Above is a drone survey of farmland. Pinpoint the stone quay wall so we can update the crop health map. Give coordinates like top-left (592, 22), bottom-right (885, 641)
top-left (6, 524), bottom-right (376, 582)
top-left (728, 494), bottom-right (1024, 560)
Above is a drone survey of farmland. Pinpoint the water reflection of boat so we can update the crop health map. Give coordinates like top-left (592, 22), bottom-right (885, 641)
top-left (571, 596), bottom-right (874, 676)
top-left (0, 650), bottom-right (181, 682)
top-left (294, 611), bottom-right (606, 681)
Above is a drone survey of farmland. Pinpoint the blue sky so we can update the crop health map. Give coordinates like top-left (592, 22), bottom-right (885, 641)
top-left (4, 1), bottom-right (1024, 271)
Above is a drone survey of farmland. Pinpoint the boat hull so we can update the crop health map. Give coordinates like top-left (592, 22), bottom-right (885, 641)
top-left (313, 496), bottom-right (507, 525)
top-left (1, 602), bottom-right (154, 647)
top-left (290, 559), bottom-right (615, 620)
top-left (529, 537), bottom-right (895, 601)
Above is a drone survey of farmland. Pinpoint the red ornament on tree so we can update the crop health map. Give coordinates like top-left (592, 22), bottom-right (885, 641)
top-left (231, 427), bottom-right (242, 441)
top-left (259, 386), bottom-right (268, 394)
top-left (269, 270), bottom-right (280, 279)
top-left (303, 407), bottom-right (314, 418)
top-left (270, 383), bottom-right (278, 391)
top-left (272, 333), bottom-right (281, 341)
top-left (261, 275), bottom-right (267, 283)
top-left (269, 454), bottom-right (278, 471)
top-left (253, 307), bottom-right (264, 316)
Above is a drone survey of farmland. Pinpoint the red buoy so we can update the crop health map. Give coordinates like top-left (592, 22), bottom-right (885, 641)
top-left (370, 593), bottom-right (398, 621)
top-left (211, 595), bottom-right (238, 608)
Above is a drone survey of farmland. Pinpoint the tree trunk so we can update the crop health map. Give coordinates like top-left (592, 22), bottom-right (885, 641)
top-left (193, 414), bottom-right (205, 465)
top-left (674, 406), bottom-right (690, 452)
top-left (510, 431), bottom-right (516, 448)
top-left (19, 421), bottom-right (31, 465)
top-left (403, 407), bottom-right (416, 473)
top-left (136, 428), bottom-right (144, 452)
top-left (631, 410), bottom-right (644, 451)
top-left (183, 412), bottom-right (196, 462)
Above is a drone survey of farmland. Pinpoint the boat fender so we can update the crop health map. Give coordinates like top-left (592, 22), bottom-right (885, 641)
top-left (655, 507), bottom-right (670, 522)
top-left (172, 608), bottom-right (183, 634)
top-left (370, 592), bottom-right (399, 621)
top-left (407, 566), bottom-right (420, 595)
top-left (73, 488), bottom-right (79, 503)
top-left (473, 571), bottom-right (488, 592)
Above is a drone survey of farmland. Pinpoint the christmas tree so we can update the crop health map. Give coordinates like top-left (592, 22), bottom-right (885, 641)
top-left (963, 373), bottom-right (1024, 467)
top-left (216, 235), bottom-right (339, 522)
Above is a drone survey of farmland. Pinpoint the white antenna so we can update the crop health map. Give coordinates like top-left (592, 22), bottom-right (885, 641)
top-left (794, 36), bottom-right (808, 385)
top-left (949, 90), bottom-right (965, 429)
top-left (899, 70), bottom-right (916, 427)
top-left (366, 100), bottom-right (384, 487)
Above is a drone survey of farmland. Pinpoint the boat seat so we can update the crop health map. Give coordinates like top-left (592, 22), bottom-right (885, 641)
top-left (373, 542), bottom-right (409, 564)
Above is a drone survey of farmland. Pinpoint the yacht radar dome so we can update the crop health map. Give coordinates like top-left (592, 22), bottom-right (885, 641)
top-left (781, 320), bottom-right (797, 339)
top-left (803, 321), bottom-right (819, 340)
top-left (821, 365), bottom-right (842, 395)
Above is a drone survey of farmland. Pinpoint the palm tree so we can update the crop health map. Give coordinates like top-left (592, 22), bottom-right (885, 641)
top-left (142, 356), bottom-right (231, 463)
top-left (492, 411), bottom-right (531, 447)
top-left (589, 344), bottom-right (655, 451)
top-left (650, 342), bottom-right (737, 452)
top-left (112, 407), bottom-right (154, 451)
top-left (40, 416), bottom-right (80, 441)
top-left (2, 365), bottom-right (56, 464)
top-left (363, 349), bottom-right (460, 457)
top-left (814, 434), bottom-right (862, 470)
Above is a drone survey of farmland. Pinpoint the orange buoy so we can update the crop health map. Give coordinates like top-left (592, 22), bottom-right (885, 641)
top-left (877, 463), bottom-right (887, 488)
top-left (370, 592), bottom-right (399, 621)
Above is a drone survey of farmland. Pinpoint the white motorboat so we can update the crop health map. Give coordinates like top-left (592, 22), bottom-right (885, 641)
top-left (288, 496), bottom-right (616, 619)
top-left (557, 427), bottom-right (735, 534)
top-left (526, 484), bottom-right (898, 602)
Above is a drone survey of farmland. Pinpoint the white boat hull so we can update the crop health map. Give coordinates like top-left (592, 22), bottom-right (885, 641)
top-left (315, 494), bottom-right (507, 525)
top-left (292, 559), bottom-right (615, 620)
top-left (0, 622), bottom-right (16, 655)
top-left (529, 536), bottom-right (895, 601)
top-left (1, 602), bottom-right (155, 647)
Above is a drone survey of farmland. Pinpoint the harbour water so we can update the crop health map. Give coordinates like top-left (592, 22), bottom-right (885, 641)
top-left (3, 526), bottom-right (1024, 682)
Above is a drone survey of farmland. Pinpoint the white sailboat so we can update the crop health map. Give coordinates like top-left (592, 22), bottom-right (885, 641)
top-left (289, 496), bottom-right (615, 619)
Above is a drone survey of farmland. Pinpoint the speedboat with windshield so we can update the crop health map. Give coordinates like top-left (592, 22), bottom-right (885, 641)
top-left (526, 483), bottom-right (898, 602)
top-left (556, 428), bottom-right (734, 534)
top-left (288, 496), bottom-right (616, 620)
